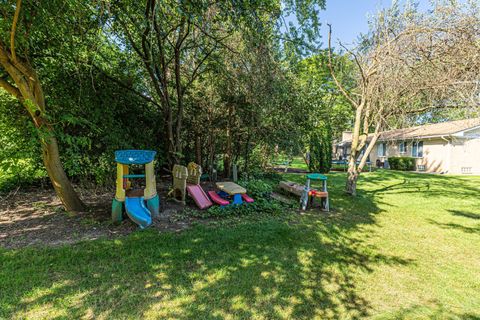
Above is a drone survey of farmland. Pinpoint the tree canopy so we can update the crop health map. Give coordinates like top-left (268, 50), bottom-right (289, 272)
top-left (1, 0), bottom-right (477, 206)
top-left (0, 0), bottom-right (346, 207)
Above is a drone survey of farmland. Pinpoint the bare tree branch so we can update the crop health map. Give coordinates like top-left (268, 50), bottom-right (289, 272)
top-left (10, 0), bottom-right (22, 62)
top-left (0, 77), bottom-right (22, 101)
top-left (327, 24), bottom-right (358, 108)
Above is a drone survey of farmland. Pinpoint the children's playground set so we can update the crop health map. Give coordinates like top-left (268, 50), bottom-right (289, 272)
top-left (111, 150), bottom-right (256, 229)
top-left (111, 150), bottom-right (329, 229)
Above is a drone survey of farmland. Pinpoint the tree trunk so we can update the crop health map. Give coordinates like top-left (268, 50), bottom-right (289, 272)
top-left (345, 122), bottom-right (380, 196)
top-left (346, 167), bottom-right (358, 196)
top-left (208, 130), bottom-right (215, 171)
top-left (344, 102), bottom-right (364, 196)
top-left (224, 132), bottom-right (232, 178)
top-left (243, 130), bottom-right (251, 178)
top-left (0, 48), bottom-right (85, 211)
top-left (195, 134), bottom-right (202, 165)
top-left (42, 135), bottom-right (85, 211)
top-left (224, 104), bottom-right (234, 178)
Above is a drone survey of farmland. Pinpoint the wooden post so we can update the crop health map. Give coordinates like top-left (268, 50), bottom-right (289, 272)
top-left (232, 163), bottom-right (238, 182)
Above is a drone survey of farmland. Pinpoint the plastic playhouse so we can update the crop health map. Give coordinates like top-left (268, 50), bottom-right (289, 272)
top-left (171, 164), bottom-right (189, 205)
top-left (112, 150), bottom-right (160, 228)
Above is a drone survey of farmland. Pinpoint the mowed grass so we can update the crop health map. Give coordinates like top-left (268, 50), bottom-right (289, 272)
top-left (288, 157), bottom-right (309, 171)
top-left (1, 171), bottom-right (480, 319)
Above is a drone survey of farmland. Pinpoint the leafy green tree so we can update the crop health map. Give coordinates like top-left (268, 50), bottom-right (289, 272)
top-left (308, 123), bottom-right (332, 173)
top-left (0, 0), bottom-right (101, 210)
top-left (0, 0), bottom-right (332, 199)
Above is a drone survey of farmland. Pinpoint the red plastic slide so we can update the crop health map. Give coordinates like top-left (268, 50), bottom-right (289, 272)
top-left (208, 191), bottom-right (230, 206)
top-left (186, 184), bottom-right (213, 209)
top-left (241, 194), bottom-right (254, 203)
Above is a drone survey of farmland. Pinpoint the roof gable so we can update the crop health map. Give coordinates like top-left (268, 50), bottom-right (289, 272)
top-left (378, 118), bottom-right (480, 141)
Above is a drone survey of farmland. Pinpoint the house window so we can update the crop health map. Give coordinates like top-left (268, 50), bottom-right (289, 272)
top-left (377, 142), bottom-right (387, 157)
top-left (399, 141), bottom-right (407, 154)
top-left (412, 141), bottom-right (423, 157)
top-left (359, 143), bottom-right (369, 160)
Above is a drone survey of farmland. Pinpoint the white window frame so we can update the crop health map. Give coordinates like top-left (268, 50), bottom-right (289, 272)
top-left (377, 142), bottom-right (387, 157)
top-left (412, 141), bottom-right (423, 158)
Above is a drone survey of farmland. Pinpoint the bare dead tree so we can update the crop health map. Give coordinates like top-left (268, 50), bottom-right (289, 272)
top-left (328, 2), bottom-right (480, 195)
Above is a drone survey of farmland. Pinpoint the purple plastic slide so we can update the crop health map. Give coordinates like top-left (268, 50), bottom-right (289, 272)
top-left (187, 185), bottom-right (213, 209)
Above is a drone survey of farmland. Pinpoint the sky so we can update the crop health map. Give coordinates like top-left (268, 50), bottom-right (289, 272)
top-left (319, 0), bottom-right (432, 47)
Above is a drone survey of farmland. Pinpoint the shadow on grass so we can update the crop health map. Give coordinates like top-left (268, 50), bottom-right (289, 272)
top-left (10, 170), bottom-right (477, 318)
top-left (387, 303), bottom-right (480, 320)
top-left (0, 198), bottom-right (411, 319)
top-left (428, 219), bottom-right (480, 234)
top-left (450, 210), bottom-right (480, 220)
top-left (362, 170), bottom-right (480, 200)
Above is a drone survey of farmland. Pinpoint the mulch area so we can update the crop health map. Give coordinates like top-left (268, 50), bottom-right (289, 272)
top-left (0, 179), bottom-right (211, 250)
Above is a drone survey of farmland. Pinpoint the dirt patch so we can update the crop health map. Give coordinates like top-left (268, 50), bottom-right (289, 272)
top-left (0, 179), bottom-right (211, 250)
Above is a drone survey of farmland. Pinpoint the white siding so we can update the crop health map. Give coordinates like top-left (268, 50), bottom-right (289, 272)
top-left (369, 137), bottom-right (480, 174)
top-left (449, 137), bottom-right (480, 174)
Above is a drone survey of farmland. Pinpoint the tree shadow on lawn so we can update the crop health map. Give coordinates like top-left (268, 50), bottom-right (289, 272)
top-left (356, 171), bottom-right (480, 200)
top-left (428, 219), bottom-right (480, 235)
top-left (387, 302), bottom-right (480, 320)
top-left (449, 209), bottom-right (480, 220)
top-left (425, 209), bottom-right (480, 235)
top-left (0, 198), bottom-right (412, 319)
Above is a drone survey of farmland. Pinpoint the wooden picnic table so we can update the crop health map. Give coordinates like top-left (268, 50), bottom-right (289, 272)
top-left (215, 181), bottom-right (246, 205)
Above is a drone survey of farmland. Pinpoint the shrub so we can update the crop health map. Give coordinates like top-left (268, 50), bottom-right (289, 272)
top-left (184, 178), bottom-right (293, 219)
top-left (200, 198), bottom-right (291, 218)
top-left (388, 157), bottom-right (415, 171)
top-left (238, 179), bottom-right (274, 199)
top-left (308, 124), bottom-right (332, 173)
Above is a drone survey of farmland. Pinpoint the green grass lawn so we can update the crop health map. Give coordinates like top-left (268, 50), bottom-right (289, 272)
top-left (289, 157), bottom-right (309, 171)
top-left (1, 171), bottom-right (480, 319)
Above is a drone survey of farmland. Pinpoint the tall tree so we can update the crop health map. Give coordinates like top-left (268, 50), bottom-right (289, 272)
top-left (103, 0), bottom-right (326, 167)
top-left (104, 0), bottom-right (237, 165)
top-left (0, 0), bottom-right (96, 211)
top-left (328, 2), bottom-right (480, 195)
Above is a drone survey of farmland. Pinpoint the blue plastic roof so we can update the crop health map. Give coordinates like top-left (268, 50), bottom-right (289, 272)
top-left (115, 150), bottom-right (156, 165)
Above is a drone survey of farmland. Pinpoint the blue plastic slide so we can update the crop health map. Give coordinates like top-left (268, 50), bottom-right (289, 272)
top-left (125, 197), bottom-right (152, 229)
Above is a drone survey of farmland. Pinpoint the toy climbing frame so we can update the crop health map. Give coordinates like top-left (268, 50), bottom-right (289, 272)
top-left (172, 164), bottom-right (188, 205)
top-left (111, 150), bottom-right (160, 227)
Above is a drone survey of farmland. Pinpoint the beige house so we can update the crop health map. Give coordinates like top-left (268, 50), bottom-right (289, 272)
top-left (336, 118), bottom-right (480, 174)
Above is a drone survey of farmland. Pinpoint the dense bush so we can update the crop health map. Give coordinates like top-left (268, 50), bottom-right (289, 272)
top-left (0, 66), bottom-right (164, 190)
top-left (203, 199), bottom-right (289, 218)
top-left (0, 92), bottom-right (46, 191)
top-left (308, 124), bottom-right (332, 173)
top-left (238, 179), bottom-right (274, 199)
top-left (388, 157), bottom-right (415, 171)
top-left (185, 178), bottom-right (292, 218)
